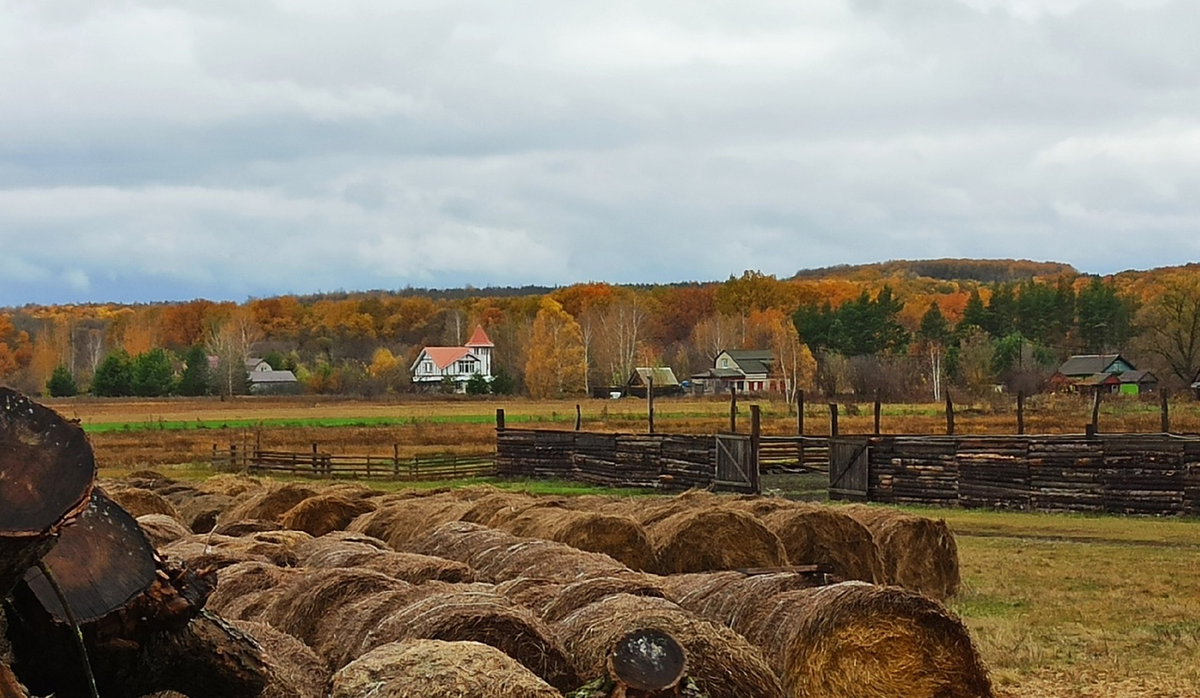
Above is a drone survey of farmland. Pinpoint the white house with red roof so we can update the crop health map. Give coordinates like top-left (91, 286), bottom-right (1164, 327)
top-left (410, 325), bottom-right (494, 390)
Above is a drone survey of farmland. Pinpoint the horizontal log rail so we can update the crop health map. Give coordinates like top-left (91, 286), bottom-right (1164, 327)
top-left (211, 446), bottom-right (494, 481)
top-left (758, 436), bottom-right (830, 472)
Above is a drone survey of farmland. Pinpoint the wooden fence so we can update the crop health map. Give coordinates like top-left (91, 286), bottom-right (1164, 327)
top-left (831, 433), bottom-right (1200, 516)
top-left (758, 436), bottom-right (829, 472)
top-left (211, 445), bottom-right (494, 481)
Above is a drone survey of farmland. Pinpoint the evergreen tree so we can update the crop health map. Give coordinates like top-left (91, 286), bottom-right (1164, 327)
top-left (1077, 276), bottom-right (1135, 353)
top-left (986, 283), bottom-right (1018, 337)
top-left (490, 367), bottom-right (516, 395)
top-left (132, 348), bottom-right (176, 397)
top-left (91, 350), bottom-right (134, 397)
top-left (465, 372), bottom-right (490, 395)
top-left (46, 364), bottom-right (79, 397)
top-left (918, 302), bottom-right (951, 345)
top-left (177, 345), bottom-right (212, 397)
top-left (958, 289), bottom-right (989, 334)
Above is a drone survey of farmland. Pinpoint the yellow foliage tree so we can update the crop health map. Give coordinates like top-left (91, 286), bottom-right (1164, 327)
top-left (525, 298), bottom-right (586, 398)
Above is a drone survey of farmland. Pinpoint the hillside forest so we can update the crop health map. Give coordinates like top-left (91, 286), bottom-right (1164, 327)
top-left (3, 259), bottom-right (1200, 401)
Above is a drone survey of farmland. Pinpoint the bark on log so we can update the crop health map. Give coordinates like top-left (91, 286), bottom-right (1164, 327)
top-left (0, 388), bottom-right (95, 599)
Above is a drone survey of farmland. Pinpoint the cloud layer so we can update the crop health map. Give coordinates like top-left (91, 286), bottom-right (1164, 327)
top-left (2, 0), bottom-right (1198, 304)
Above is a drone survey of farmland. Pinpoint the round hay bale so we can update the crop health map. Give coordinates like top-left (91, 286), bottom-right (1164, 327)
top-left (314, 587), bottom-right (429, 669)
top-left (208, 561), bottom-right (299, 620)
top-left (459, 491), bottom-right (539, 526)
top-left (362, 590), bottom-right (577, 692)
top-left (734, 582), bottom-right (992, 698)
top-left (661, 571), bottom-right (824, 629)
top-left (230, 620), bottom-right (329, 698)
top-left (126, 469), bottom-right (172, 482)
top-left (409, 522), bottom-right (629, 584)
top-left (174, 493), bottom-right (235, 533)
top-left (539, 575), bottom-right (667, 623)
top-left (106, 486), bottom-right (182, 521)
top-left (493, 577), bottom-right (563, 615)
top-left (222, 484), bottom-right (318, 524)
top-left (137, 514), bottom-right (193, 549)
top-left (301, 544), bottom-right (474, 584)
top-left (280, 494), bottom-right (377, 537)
top-left (293, 531), bottom-right (392, 561)
top-left (196, 474), bottom-right (265, 498)
top-left (554, 593), bottom-right (783, 698)
top-left (347, 499), bottom-right (473, 550)
top-left (632, 490), bottom-right (728, 526)
top-left (332, 640), bottom-right (560, 698)
top-left (841, 505), bottom-right (961, 599)
top-left (762, 505), bottom-right (884, 583)
top-left (212, 519), bottom-right (282, 537)
top-left (648, 508), bottom-right (787, 575)
top-left (161, 533), bottom-right (270, 570)
top-left (498, 508), bottom-right (656, 572)
top-left (260, 568), bottom-right (412, 647)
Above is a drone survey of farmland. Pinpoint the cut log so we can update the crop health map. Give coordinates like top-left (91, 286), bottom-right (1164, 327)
top-left (0, 388), bottom-right (95, 598)
top-left (608, 628), bottom-right (686, 694)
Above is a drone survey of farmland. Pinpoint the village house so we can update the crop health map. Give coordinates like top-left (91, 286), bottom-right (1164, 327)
top-left (690, 349), bottom-right (783, 395)
top-left (410, 325), bottom-right (494, 391)
top-left (1049, 353), bottom-right (1158, 395)
top-left (625, 367), bottom-right (683, 398)
top-left (244, 358), bottom-right (300, 394)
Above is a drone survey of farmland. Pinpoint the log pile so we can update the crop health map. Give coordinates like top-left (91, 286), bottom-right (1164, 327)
top-left (870, 438), bottom-right (958, 506)
top-left (1101, 437), bottom-right (1185, 515)
top-left (1028, 438), bottom-right (1104, 513)
top-left (957, 439), bottom-right (1029, 510)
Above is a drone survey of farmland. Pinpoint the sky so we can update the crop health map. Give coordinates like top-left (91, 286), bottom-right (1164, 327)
top-left (2, 0), bottom-right (1199, 306)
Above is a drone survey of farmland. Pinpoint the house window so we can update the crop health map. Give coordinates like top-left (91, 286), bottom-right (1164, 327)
top-left (457, 360), bottom-right (473, 374)
top-left (721, 358), bottom-right (729, 368)
top-left (423, 361), bottom-right (432, 373)
top-left (738, 381), bottom-right (745, 391)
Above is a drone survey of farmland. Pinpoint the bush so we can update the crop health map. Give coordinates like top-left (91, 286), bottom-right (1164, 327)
top-left (132, 348), bottom-right (176, 397)
top-left (91, 350), bottom-right (133, 397)
top-left (465, 372), bottom-right (490, 396)
top-left (46, 365), bottom-right (79, 397)
top-left (490, 368), bottom-right (516, 395)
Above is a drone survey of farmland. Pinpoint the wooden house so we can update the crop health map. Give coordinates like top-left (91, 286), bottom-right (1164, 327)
top-left (1051, 353), bottom-right (1157, 395)
top-left (690, 349), bottom-right (783, 395)
top-left (625, 367), bottom-right (683, 398)
top-left (410, 325), bottom-right (494, 391)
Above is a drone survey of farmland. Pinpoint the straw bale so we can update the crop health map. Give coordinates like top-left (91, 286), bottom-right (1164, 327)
top-left (315, 587), bottom-right (427, 669)
top-left (126, 469), bottom-right (172, 482)
top-left (135, 693), bottom-right (188, 698)
top-left (648, 508), bottom-right (787, 574)
top-left (734, 582), bottom-right (992, 698)
top-left (161, 531), bottom-right (309, 568)
top-left (260, 568), bottom-right (412, 648)
top-left (106, 486), bottom-right (182, 520)
top-left (494, 577), bottom-right (563, 615)
top-left (174, 493), bottom-right (235, 533)
top-left (662, 571), bottom-right (824, 629)
top-left (212, 519), bottom-right (282, 537)
top-left (321, 483), bottom-right (378, 500)
top-left (196, 474), bottom-right (266, 498)
top-left (293, 531), bottom-right (391, 559)
top-left (841, 505), bottom-right (961, 599)
top-left (332, 640), bottom-right (560, 698)
top-left (725, 496), bottom-right (796, 518)
top-left (409, 521), bottom-right (629, 584)
top-left (761, 505), bottom-right (884, 583)
top-left (346, 498), bottom-right (473, 549)
top-left (539, 574), bottom-right (667, 623)
top-left (301, 545), bottom-right (474, 584)
top-left (499, 508), bottom-right (656, 571)
top-left (280, 494), bottom-right (378, 537)
top-left (208, 561), bottom-right (299, 620)
top-left (362, 590), bottom-right (578, 692)
top-left (137, 514), bottom-right (194, 549)
top-left (554, 593), bottom-right (783, 698)
top-left (230, 620), bottom-right (329, 698)
top-left (222, 484), bottom-right (318, 524)
top-left (459, 491), bottom-right (539, 526)
top-left (633, 490), bottom-right (729, 526)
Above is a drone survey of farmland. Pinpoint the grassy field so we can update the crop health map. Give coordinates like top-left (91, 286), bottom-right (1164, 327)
top-left (59, 394), bottom-right (1200, 696)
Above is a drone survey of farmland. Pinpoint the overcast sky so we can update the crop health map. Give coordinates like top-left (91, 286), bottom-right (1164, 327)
top-left (2, 0), bottom-right (1198, 306)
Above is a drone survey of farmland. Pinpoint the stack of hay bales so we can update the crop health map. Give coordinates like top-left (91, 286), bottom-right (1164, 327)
top-left (332, 640), bottom-right (560, 698)
top-left (280, 494), bottom-right (377, 537)
top-left (221, 484), bottom-right (318, 525)
top-left (841, 505), bottom-right (961, 599)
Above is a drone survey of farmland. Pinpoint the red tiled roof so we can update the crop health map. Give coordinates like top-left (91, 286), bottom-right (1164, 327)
top-left (466, 325), bottom-right (494, 347)
top-left (422, 347), bottom-right (473, 370)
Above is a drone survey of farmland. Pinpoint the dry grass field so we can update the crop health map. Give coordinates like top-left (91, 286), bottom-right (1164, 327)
top-left (43, 393), bottom-right (1200, 696)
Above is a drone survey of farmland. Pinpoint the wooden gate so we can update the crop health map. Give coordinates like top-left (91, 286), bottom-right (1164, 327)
top-left (829, 437), bottom-right (870, 501)
top-left (714, 433), bottom-right (759, 494)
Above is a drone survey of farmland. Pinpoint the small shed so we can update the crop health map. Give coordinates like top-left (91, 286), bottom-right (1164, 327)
top-left (1117, 370), bottom-right (1158, 395)
top-left (625, 367), bottom-right (682, 398)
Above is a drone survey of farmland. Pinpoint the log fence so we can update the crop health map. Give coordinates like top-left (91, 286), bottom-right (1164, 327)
top-left (211, 444), bottom-right (494, 481)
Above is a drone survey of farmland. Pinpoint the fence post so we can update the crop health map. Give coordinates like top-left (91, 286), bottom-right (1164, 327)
top-left (945, 391), bottom-right (955, 436)
top-left (393, 444), bottom-right (400, 478)
top-left (648, 376), bottom-right (655, 435)
top-left (1090, 391), bottom-right (1102, 436)
top-left (828, 403), bottom-right (838, 437)
top-left (575, 404), bottom-right (582, 431)
top-left (797, 390), bottom-right (805, 436)
top-left (873, 390), bottom-right (882, 435)
top-left (729, 385), bottom-right (738, 434)
top-left (496, 408), bottom-right (506, 431)
top-left (312, 443), bottom-right (319, 474)
top-left (211, 443), bottom-right (217, 468)
top-left (1161, 390), bottom-right (1170, 434)
top-left (1017, 390), bottom-right (1025, 435)
top-left (750, 404), bottom-right (762, 495)
top-left (230, 444), bottom-right (238, 472)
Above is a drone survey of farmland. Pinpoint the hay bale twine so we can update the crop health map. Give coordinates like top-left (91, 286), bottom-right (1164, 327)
top-left (208, 561), bottom-right (299, 620)
top-left (230, 620), bottom-right (329, 698)
top-left (648, 508), bottom-right (787, 575)
top-left (539, 575), bottom-right (667, 623)
top-left (554, 593), bottom-right (783, 698)
top-left (841, 505), bottom-right (960, 599)
top-left (260, 568), bottom-right (412, 648)
top-left (137, 514), bottom-right (193, 549)
top-left (222, 484), bottom-right (318, 524)
top-left (735, 582), bottom-right (992, 698)
top-left (761, 505), bottom-right (884, 583)
top-left (212, 519), bottom-right (282, 537)
top-left (106, 486), bottom-right (182, 521)
top-left (280, 494), bottom-right (377, 537)
top-left (408, 521), bottom-right (629, 584)
top-left (361, 590), bottom-right (577, 692)
top-left (661, 571), bottom-right (824, 630)
top-left (498, 508), bottom-right (656, 572)
top-left (332, 640), bottom-right (560, 698)
top-left (174, 493), bottom-right (235, 533)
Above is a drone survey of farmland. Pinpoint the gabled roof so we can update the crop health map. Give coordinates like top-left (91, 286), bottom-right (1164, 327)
top-left (1058, 354), bottom-right (1129, 377)
top-left (1076, 372), bottom-right (1120, 386)
top-left (723, 349), bottom-right (775, 376)
top-left (246, 370), bottom-right (297, 384)
top-left (692, 368), bottom-right (746, 380)
top-left (419, 347), bottom-right (475, 370)
top-left (466, 325), bottom-right (494, 348)
top-left (629, 367), bottom-right (680, 387)
top-left (1119, 370), bottom-right (1156, 384)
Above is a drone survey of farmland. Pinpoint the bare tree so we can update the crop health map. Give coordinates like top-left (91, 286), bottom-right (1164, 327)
top-left (206, 310), bottom-right (263, 396)
top-left (1135, 275), bottom-right (1200, 387)
top-left (597, 299), bottom-right (646, 385)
